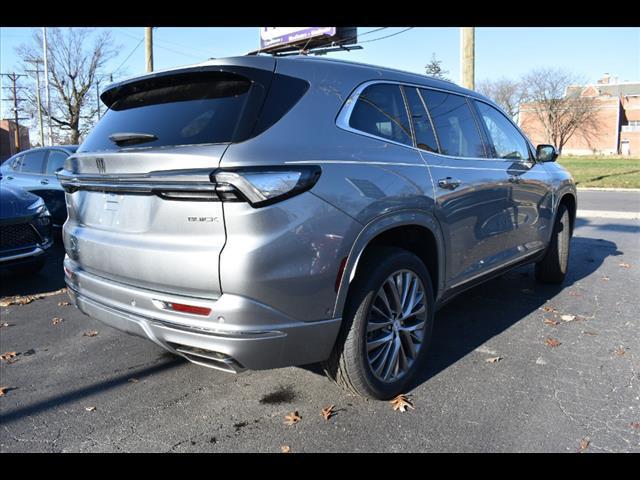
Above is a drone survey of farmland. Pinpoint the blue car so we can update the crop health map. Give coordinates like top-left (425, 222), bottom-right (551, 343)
top-left (0, 146), bottom-right (78, 228)
top-left (0, 178), bottom-right (53, 275)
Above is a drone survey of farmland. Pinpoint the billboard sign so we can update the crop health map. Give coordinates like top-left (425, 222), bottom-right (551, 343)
top-left (259, 27), bottom-right (337, 51)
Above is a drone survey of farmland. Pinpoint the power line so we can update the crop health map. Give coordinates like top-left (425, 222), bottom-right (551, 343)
top-left (357, 27), bottom-right (415, 44)
top-left (113, 37), bottom-right (145, 76)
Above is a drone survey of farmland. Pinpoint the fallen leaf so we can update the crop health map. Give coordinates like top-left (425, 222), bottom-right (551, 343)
top-left (390, 394), bottom-right (414, 412)
top-left (485, 356), bottom-right (502, 363)
top-left (619, 263), bottom-right (631, 269)
top-left (83, 330), bottom-right (98, 337)
top-left (85, 406), bottom-right (96, 412)
top-left (128, 378), bottom-right (139, 383)
top-left (284, 411), bottom-right (301, 425)
top-left (281, 445), bottom-right (291, 453)
top-left (601, 276), bottom-right (610, 281)
top-left (544, 318), bottom-right (560, 326)
top-left (0, 288), bottom-right (67, 307)
top-left (0, 351), bottom-right (18, 362)
top-left (320, 405), bottom-right (336, 420)
top-left (541, 306), bottom-right (556, 313)
top-left (545, 338), bottom-right (562, 347)
top-left (578, 438), bottom-right (590, 452)
top-left (561, 314), bottom-right (576, 322)
top-left (613, 347), bottom-right (626, 357)
top-left (631, 422), bottom-right (640, 429)
top-left (58, 301), bottom-right (71, 307)
top-left (51, 317), bottom-right (64, 325)
top-left (0, 386), bottom-right (10, 396)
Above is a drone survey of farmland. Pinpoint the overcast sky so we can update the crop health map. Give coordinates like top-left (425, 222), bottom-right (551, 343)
top-left (1, 26), bottom-right (639, 119)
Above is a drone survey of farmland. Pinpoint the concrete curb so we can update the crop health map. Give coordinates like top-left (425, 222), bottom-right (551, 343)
top-left (577, 187), bottom-right (640, 192)
top-left (578, 209), bottom-right (640, 220)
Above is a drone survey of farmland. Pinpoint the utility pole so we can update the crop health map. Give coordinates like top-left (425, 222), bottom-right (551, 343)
top-left (43, 27), bottom-right (53, 146)
top-left (96, 79), bottom-right (101, 120)
top-left (460, 27), bottom-right (475, 90)
top-left (145, 27), bottom-right (154, 72)
top-left (25, 60), bottom-right (45, 147)
top-left (1, 73), bottom-right (28, 153)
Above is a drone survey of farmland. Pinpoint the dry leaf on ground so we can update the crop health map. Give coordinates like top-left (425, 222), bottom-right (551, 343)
top-left (0, 351), bottom-right (18, 362)
top-left (0, 288), bottom-right (67, 307)
top-left (613, 347), bottom-right (626, 357)
top-left (561, 314), bottom-right (576, 322)
top-left (58, 301), bottom-right (71, 307)
top-left (541, 306), bottom-right (556, 313)
top-left (545, 338), bottom-right (562, 347)
top-left (619, 263), bottom-right (631, 268)
top-left (83, 330), bottom-right (98, 337)
top-left (281, 445), bottom-right (291, 453)
top-left (601, 276), bottom-right (610, 281)
top-left (321, 405), bottom-right (336, 420)
top-left (0, 386), bottom-right (10, 396)
top-left (578, 438), bottom-right (590, 451)
top-left (631, 422), bottom-right (640, 429)
top-left (51, 317), bottom-right (64, 325)
top-left (128, 378), bottom-right (139, 383)
top-left (544, 318), bottom-right (559, 326)
top-left (485, 356), bottom-right (502, 363)
top-left (284, 411), bottom-right (301, 425)
top-left (390, 394), bottom-right (414, 412)
top-left (85, 406), bottom-right (96, 412)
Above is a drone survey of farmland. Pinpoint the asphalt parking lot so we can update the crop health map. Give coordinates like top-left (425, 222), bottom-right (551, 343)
top-left (1, 193), bottom-right (639, 453)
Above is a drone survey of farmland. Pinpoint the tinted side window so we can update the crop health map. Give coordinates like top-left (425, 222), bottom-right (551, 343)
top-left (474, 101), bottom-right (531, 160)
top-left (45, 150), bottom-right (69, 174)
top-left (349, 84), bottom-right (413, 146)
top-left (19, 150), bottom-right (46, 173)
top-left (420, 89), bottom-right (486, 158)
top-left (403, 87), bottom-right (439, 153)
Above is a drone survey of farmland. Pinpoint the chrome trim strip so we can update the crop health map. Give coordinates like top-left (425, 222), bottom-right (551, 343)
top-left (0, 247), bottom-right (44, 263)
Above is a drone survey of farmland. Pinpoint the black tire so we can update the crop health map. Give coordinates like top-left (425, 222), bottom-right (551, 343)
top-left (323, 246), bottom-right (435, 400)
top-left (9, 257), bottom-right (46, 276)
top-left (535, 204), bottom-right (571, 284)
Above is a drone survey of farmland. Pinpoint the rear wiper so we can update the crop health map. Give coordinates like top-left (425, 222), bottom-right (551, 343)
top-left (109, 132), bottom-right (158, 147)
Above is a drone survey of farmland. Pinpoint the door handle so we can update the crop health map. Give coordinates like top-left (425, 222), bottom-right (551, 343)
top-left (438, 177), bottom-right (461, 190)
top-left (41, 179), bottom-right (49, 185)
top-left (6, 176), bottom-right (13, 180)
top-left (508, 175), bottom-right (522, 184)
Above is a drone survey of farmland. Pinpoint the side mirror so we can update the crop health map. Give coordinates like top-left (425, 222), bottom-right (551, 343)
top-left (536, 144), bottom-right (558, 162)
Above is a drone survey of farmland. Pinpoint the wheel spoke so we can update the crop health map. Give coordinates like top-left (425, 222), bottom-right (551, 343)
top-left (398, 304), bottom-right (426, 322)
top-left (382, 337), bottom-right (401, 381)
top-left (367, 332), bottom-right (393, 351)
top-left (367, 318), bottom-right (392, 333)
top-left (399, 320), bottom-right (425, 333)
top-left (385, 278), bottom-right (402, 316)
top-left (376, 288), bottom-right (394, 319)
top-left (373, 341), bottom-right (393, 377)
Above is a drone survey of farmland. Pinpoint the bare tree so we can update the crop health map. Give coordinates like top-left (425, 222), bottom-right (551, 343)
top-left (424, 53), bottom-right (450, 81)
top-left (16, 28), bottom-right (118, 145)
top-left (518, 68), bottom-right (600, 154)
top-left (476, 77), bottom-right (525, 120)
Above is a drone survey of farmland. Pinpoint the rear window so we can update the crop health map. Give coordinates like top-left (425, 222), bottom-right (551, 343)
top-left (80, 70), bottom-right (266, 153)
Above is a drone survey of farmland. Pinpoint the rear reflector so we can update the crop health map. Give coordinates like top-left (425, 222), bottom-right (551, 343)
top-left (165, 302), bottom-right (211, 316)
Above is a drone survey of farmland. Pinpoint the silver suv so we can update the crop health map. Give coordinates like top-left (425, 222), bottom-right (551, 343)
top-left (59, 56), bottom-right (576, 399)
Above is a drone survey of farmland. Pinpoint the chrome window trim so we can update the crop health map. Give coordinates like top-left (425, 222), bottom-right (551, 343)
top-left (336, 79), bottom-right (534, 164)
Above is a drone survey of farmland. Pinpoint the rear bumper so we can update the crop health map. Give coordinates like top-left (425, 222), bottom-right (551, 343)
top-left (64, 257), bottom-right (341, 372)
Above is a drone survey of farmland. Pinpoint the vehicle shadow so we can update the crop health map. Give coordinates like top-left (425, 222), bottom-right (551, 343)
top-left (301, 236), bottom-right (622, 391)
top-left (407, 235), bottom-right (622, 391)
top-left (0, 240), bottom-right (66, 298)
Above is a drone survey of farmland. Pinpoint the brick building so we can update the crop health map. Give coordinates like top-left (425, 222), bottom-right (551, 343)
top-left (0, 119), bottom-right (31, 163)
top-left (519, 74), bottom-right (640, 156)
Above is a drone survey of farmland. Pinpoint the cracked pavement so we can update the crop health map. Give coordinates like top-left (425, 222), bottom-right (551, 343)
top-left (1, 214), bottom-right (639, 452)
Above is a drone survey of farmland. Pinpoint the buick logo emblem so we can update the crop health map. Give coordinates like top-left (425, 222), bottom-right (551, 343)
top-left (96, 158), bottom-right (106, 174)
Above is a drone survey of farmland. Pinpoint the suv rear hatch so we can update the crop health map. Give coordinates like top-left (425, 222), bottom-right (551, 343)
top-left (60, 58), bottom-right (277, 299)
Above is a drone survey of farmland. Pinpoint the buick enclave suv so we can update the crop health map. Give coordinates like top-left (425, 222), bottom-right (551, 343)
top-left (59, 56), bottom-right (576, 399)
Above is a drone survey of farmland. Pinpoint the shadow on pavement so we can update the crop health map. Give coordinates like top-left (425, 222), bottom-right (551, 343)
top-left (575, 217), bottom-right (640, 234)
top-left (0, 356), bottom-right (184, 425)
top-left (408, 235), bottom-right (622, 391)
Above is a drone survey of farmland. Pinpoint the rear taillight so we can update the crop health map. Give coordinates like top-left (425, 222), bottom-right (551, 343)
top-left (212, 165), bottom-right (321, 208)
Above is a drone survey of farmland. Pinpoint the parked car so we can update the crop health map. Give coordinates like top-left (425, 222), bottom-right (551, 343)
top-left (58, 56), bottom-right (576, 399)
top-left (0, 177), bottom-right (53, 275)
top-left (1, 145), bottom-right (78, 228)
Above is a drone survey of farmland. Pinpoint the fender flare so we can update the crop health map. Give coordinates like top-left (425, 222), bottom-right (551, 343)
top-left (332, 209), bottom-right (446, 318)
